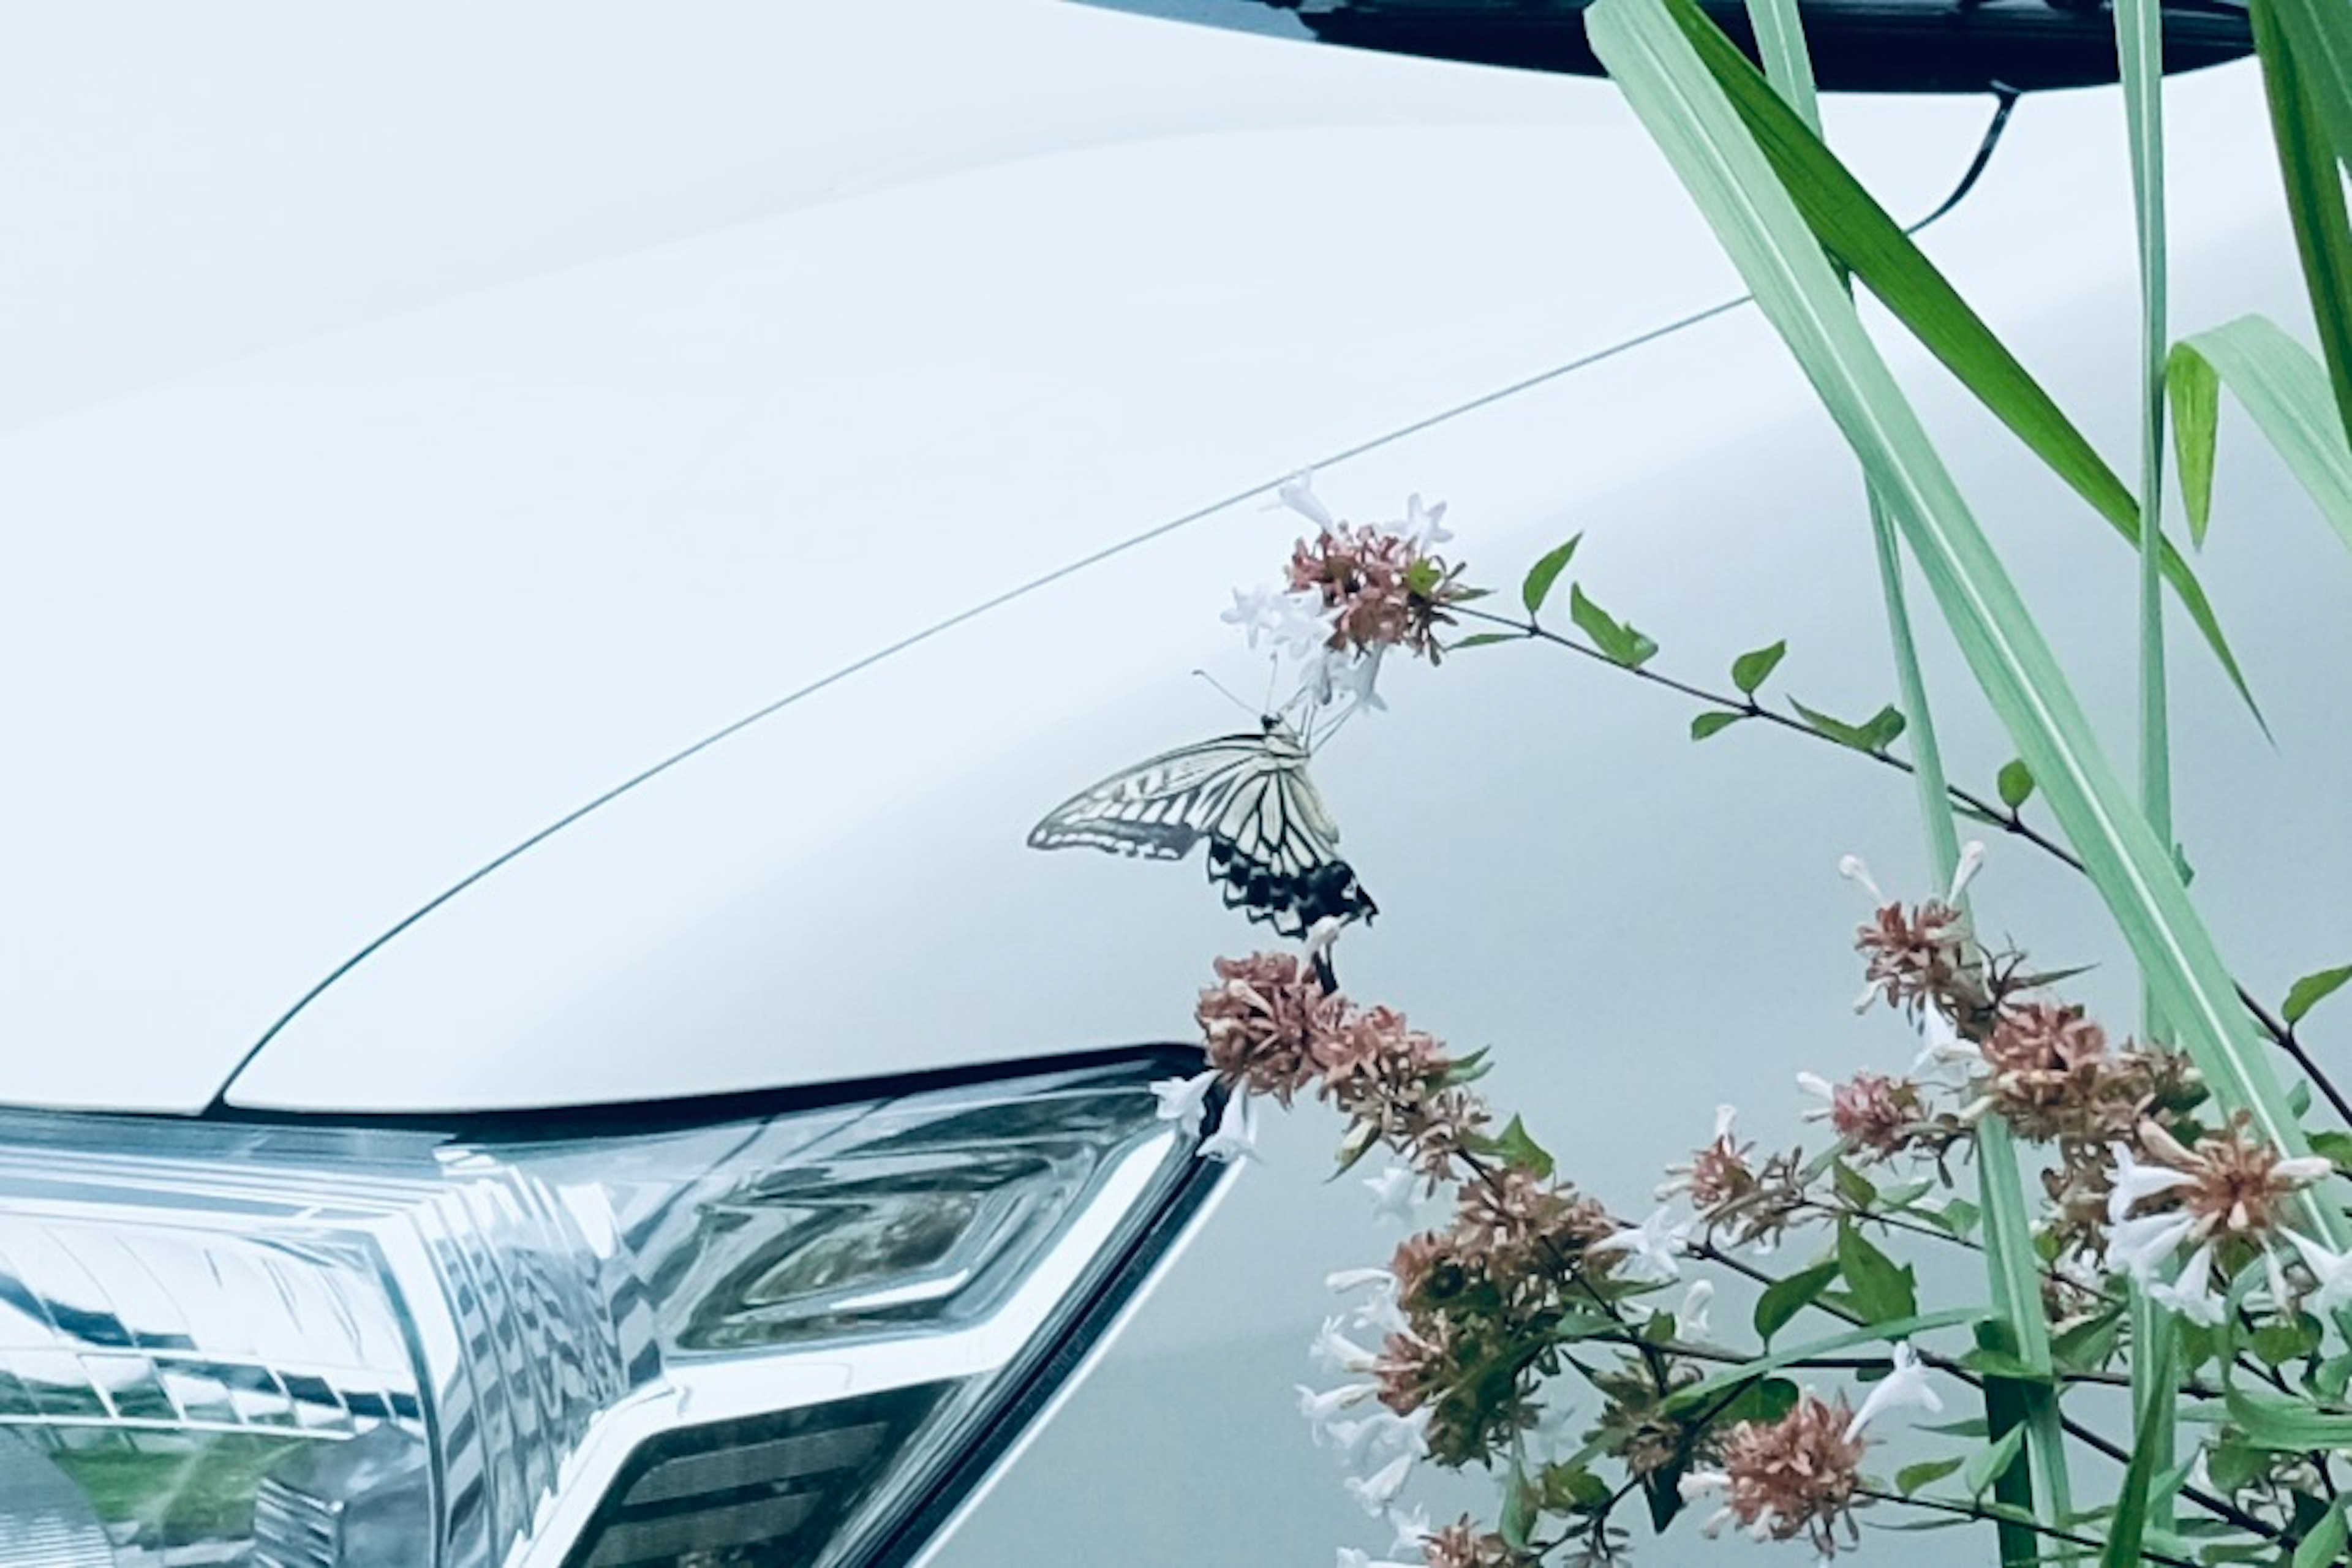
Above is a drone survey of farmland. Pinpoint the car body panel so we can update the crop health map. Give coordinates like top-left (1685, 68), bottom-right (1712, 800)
top-left (2, 0), bottom-right (1989, 1113)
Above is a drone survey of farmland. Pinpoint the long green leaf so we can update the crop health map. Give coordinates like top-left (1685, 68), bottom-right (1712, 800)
top-left (1664, 0), bottom-right (2257, 719)
top-left (2116, 0), bottom-right (2173, 919)
top-left (1740, 0), bottom-right (1819, 132)
top-left (2106, 1291), bottom-right (2177, 1567)
top-left (2170, 316), bottom-right (2352, 558)
top-left (2249, 0), bottom-right (2352, 456)
top-left (1588, 0), bottom-right (2342, 1250)
top-left (1662, 1306), bottom-right (1992, 1412)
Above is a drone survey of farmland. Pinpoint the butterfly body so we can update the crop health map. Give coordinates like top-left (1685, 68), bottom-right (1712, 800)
top-left (1028, 716), bottom-right (1378, 941)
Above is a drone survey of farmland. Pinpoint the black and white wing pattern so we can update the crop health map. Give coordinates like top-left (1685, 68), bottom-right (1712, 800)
top-left (1027, 717), bottom-right (1378, 940)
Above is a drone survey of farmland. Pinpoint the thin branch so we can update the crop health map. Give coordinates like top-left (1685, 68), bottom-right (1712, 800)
top-left (1854, 1486), bottom-right (2209, 1568)
top-left (1453, 604), bottom-right (2352, 1131)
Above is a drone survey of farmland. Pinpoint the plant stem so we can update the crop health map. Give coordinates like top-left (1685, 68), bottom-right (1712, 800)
top-left (1855, 1486), bottom-right (2204, 1568)
top-left (1452, 603), bottom-right (2352, 1129)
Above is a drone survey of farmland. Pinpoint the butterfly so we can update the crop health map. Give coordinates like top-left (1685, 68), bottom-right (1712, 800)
top-left (1027, 715), bottom-right (1378, 954)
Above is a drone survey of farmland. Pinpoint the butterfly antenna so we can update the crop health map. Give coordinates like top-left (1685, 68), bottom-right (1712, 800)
top-left (1188, 668), bottom-right (1257, 717)
top-left (1261, 653), bottom-right (1280, 716)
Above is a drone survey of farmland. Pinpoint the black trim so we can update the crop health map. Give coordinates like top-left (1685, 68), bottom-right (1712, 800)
top-left (187, 1042), bottom-right (1208, 1140)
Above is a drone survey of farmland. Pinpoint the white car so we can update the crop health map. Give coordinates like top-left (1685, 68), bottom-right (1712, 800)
top-left (1, 3), bottom-right (2323, 1565)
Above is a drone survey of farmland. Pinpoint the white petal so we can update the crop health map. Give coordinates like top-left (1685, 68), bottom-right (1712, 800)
top-left (1837, 854), bottom-right (1885, 903)
top-left (1845, 1341), bottom-right (1945, 1438)
top-left (1275, 470), bottom-right (1338, 530)
top-left (1200, 1090), bottom-right (1264, 1164)
top-left (1343, 1453), bottom-right (1413, 1515)
top-left (1679, 1280), bottom-right (1715, 1340)
top-left (1150, 1070), bottom-right (1218, 1139)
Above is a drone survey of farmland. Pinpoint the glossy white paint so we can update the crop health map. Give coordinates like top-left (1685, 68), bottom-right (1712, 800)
top-left (1, 0), bottom-right (1988, 1112)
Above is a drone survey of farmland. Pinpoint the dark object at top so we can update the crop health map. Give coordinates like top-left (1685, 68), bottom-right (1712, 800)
top-left (1129, 0), bottom-right (2253, 93)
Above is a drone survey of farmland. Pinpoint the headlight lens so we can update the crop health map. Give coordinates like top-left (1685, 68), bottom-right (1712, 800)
top-left (0, 1052), bottom-right (1214, 1567)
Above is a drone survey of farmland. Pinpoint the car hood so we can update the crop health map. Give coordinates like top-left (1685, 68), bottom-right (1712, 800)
top-left (1, 1), bottom-right (1994, 1112)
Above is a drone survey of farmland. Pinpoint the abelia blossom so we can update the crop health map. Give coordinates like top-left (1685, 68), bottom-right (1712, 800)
top-left (1683, 1393), bottom-right (1868, 1557)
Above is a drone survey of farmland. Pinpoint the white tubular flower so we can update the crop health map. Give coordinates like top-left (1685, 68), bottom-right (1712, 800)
top-left (1363, 1164), bottom-right (1419, 1225)
top-left (1305, 914), bottom-right (1349, 973)
top-left (1912, 1007), bottom-right (1981, 1075)
top-left (2107, 1142), bottom-right (2196, 1223)
top-left (2285, 1229), bottom-right (2352, 1315)
top-left (1222, 584), bottom-right (1330, 660)
top-left (1329, 1265), bottom-right (1396, 1294)
top-left (1837, 854), bottom-right (1885, 904)
top-left (2147, 1242), bottom-right (2227, 1327)
top-left (1679, 1469), bottom-right (1735, 1539)
top-left (1313, 645), bottom-right (1388, 712)
top-left (1335, 1551), bottom-right (1418, 1568)
top-left (1275, 469), bottom-right (1338, 529)
top-left (1297, 1382), bottom-right (1377, 1432)
top-left (1387, 1503), bottom-right (1434, 1556)
top-left (1947, 839), bottom-right (1986, 903)
top-left (1150, 1070), bottom-right (1218, 1139)
top-left (1845, 1341), bottom-right (1945, 1439)
top-left (1404, 492), bottom-right (1452, 546)
top-left (1343, 1453), bottom-right (1414, 1515)
top-left (1200, 1089), bottom-right (1263, 1164)
top-left (1679, 1279), bottom-right (1716, 1340)
top-left (1311, 1315), bottom-right (1378, 1374)
top-left (2108, 1207), bottom-right (2199, 1283)
top-left (1592, 1208), bottom-right (1692, 1284)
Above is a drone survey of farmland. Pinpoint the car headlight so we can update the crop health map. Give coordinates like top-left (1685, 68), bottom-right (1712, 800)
top-left (0, 1050), bottom-right (1218, 1567)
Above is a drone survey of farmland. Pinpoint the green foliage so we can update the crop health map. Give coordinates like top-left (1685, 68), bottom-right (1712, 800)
top-left (1962, 1425), bottom-right (2028, 1499)
top-left (1997, 759), bottom-right (2035, 811)
top-left (1789, 697), bottom-right (1906, 755)
top-left (1690, 709), bottom-right (1744, 741)
top-left (1753, 1259), bottom-right (1840, 1344)
top-left (1488, 1114), bottom-right (1556, 1180)
top-left (1522, 535), bottom-right (1583, 617)
top-left (2170, 319), bottom-right (2352, 561)
top-left (1896, 1455), bottom-right (1966, 1496)
top-left (2285, 963), bottom-right (2352, 1025)
top-left (2252, 0), bottom-right (2352, 451)
top-left (1730, 638), bottom-right (1787, 695)
top-left (1568, 582), bottom-right (1659, 668)
top-left (1449, 631), bottom-right (1523, 652)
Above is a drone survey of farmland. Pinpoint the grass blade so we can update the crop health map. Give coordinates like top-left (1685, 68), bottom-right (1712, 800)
top-left (1664, 0), bottom-right (2258, 721)
top-left (2249, 0), bottom-right (2352, 455)
top-left (2171, 315), bottom-right (2352, 557)
top-left (1740, 0), bottom-right (1819, 132)
top-left (1587, 0), bottom-right (2342, 1248)
top-left (2116, 0), bottom-right (2173, 882)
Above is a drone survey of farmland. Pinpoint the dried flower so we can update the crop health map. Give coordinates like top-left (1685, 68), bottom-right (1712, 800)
top-left (1196, 951), bottom-right (1344, 1103)
top-left (1801, 1069), bottom-right (1927, 1162)
top-left (1288, 524), bottom-right (1470, 663)
top-left (1660, 1104), bottom-right (1757, 1208)
top-left (1684, 1393), bottom-right (1868, 1556)
top-left (2131, 1114), bottom-right (2332, 1251)
top-left (1855, 899), bottom-right (1979, 1016)
top-left (1419, 1517), bottom-right (1528, 1568)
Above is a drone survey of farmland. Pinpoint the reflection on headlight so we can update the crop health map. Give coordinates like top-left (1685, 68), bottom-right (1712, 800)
top-left (0, 1052), bottom-right (1214, 1567)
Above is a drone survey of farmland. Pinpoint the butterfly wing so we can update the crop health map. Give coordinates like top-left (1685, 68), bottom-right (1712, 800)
top-left (1025, 731), bottom-right (1287, 861)
top-left (1029, 722), bottom-right (1376, 940)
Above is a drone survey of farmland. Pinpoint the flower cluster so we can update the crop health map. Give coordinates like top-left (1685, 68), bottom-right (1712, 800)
top-left (1222, 472), bottom-right (1470, 712)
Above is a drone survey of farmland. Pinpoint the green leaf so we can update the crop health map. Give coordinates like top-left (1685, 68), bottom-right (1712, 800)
top-left (2171, 318), bottom-right (2352, 564)
top-left (1501, 1468), bottom-right (1539, 1549)
top-left (1490, 1114), bottom-right (1556, 1180)
top-left (2310, 1129), bottom-right (2352, 1173)
top-left (1449, 631), bottom-right (1523, 652)
top-left (2226, 1379), bottom-right (2352, 1449)
top-left (2168, 339), bottom-right (2221, 546)
top-left (1731, 638), bottom-right (1787, 695)
top-left (2295, 1498), bottom-right (2351, 1568)
top-left (1790, 697), bottom-right (1905, 755)
top-left (2250, 0), bottom-right (2352, 455)
top-left (1568, 582), bottom-right (1659, 668)
top-left (2251, 1313), bottom-right (2321, 1367)
top-left (2285, 964), bottom-right (2352, 1025)
top-left (1830, 1160), bottom-right (1879, 1211)
top-left (1665, 1307), bottom-right (1991, 1413)
top-left (2103, 1281), bottom-right (2176, 1568)
top-left (1539, 1461), bottom-right (1613, 1515)
top-left (1936, 1197), bottom-right (1981, 1239)
top-left (1587, 0), bottom-right (2335, 1254)
top-left (1521, 535), bottom-right (1583, 617)
top-left (1996, 759), bottom-right (2035, 811)
top-left (1962, 1425), bottom-right (2029, 1499)
top-left (1691, 709), bottom-right (1745, 741)
top-left (1753, 1259), bottom-right (1841, 1345)
top-left (1648, 0), bottom-right (2258, 720)
top-left (1896, 1455), bottom-right (1967, 1496)
top-left (2049, 1308), bottom-right (2124, 1373)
